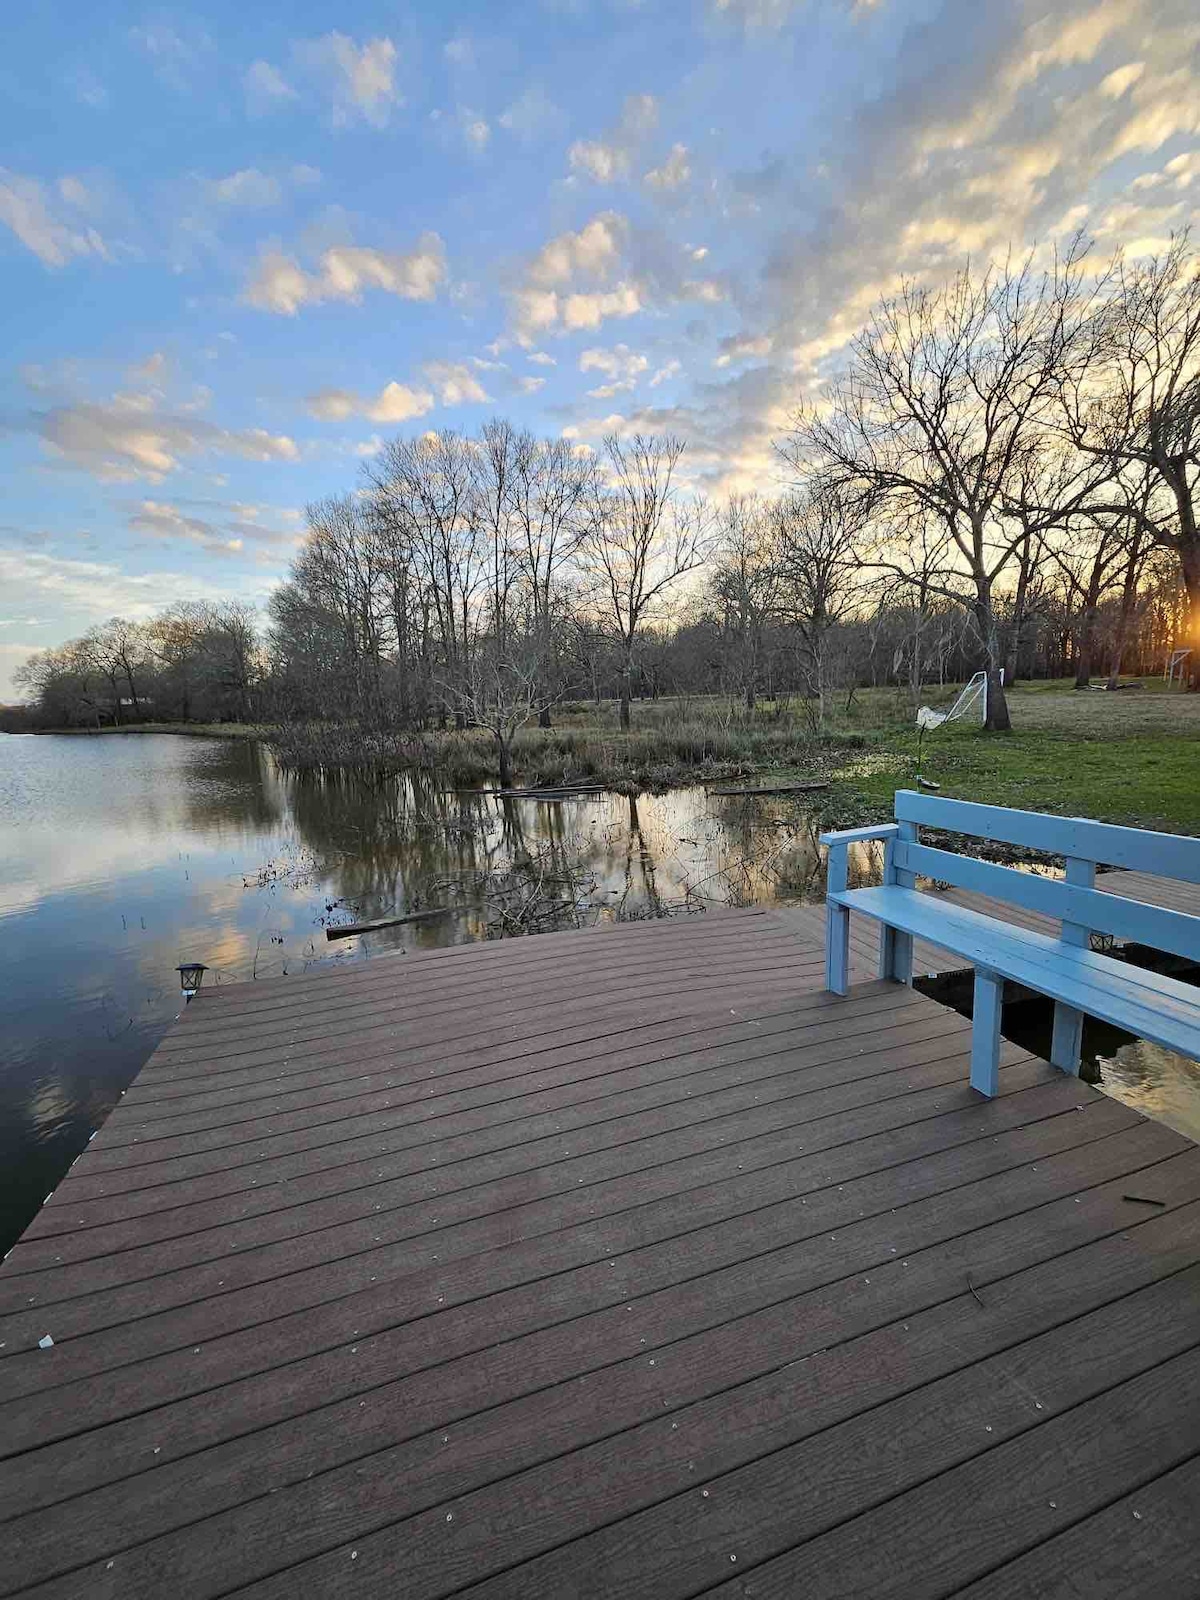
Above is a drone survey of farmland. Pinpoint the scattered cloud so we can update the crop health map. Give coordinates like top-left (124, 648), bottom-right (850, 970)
top-left (511, 208), bottom-right (725, 338)
top-left (579, 344), bottom-right (649, 398)
top-left (528, 351), bottom-right (557, 366)
top-left (516, 375), bottom-right (546, 394)
top-left (708, 0), bottom-right (878, 28)
top-left (497, 86), bottom-right (564, 144)
top-left (444, 33), bottom-right (475, 67)
top-left (0, 169), bottom-right (109, 268)
top-left (129, 17), bottom-right (212, 91)
top-left (204, 168), bottom-right (283, 208)
top-left (295, 33), bottom-right (400, 128)
top-left (423, 361), bottom-right (489, 405)
top-left (31, 393), bottom-right (299, 481)
top-left (461, 110), bottom-right (491, 151)
top-left (65, 66), bottom-right (109, 110)
top-left (127, 498), bottom-right (299, 554)
top-left (512, 212), bottom-right (645, 338)
top-left (714, 333), bottom-right (772, 367)
top-left (306, 381), bottom-right (435, 423)
top-left (244, 58), bottom-right (297, 114)
top-left (128, 499), bottom-right (241, 553)
top-left (433, 105), bottom-right (491, 153)
top-left (0, 549), bottom-right (268, 627)
top-left (247, 33), bottom-right (400, 128)
top-left (527, 211), bottom-right (629, 287)
top-left (645, 143), bottom-right (692, 193)
top-left (649, 359), bottom-right (682, 387)
top-left (128, 350), bottom-right (169, 385)
top-left (568, 92), bottom-right (658, 184)
top-left (244, 233), bottom-right (446, 314)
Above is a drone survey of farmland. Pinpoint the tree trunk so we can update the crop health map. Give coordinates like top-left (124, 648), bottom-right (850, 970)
top-left (496, 734), bottom-right (514, 790)
top-left (1106, 537), bottom-right (1143, 689)
top-left (1003, 531), bottom-right (1034, 690)
top-left (976, 592), bottom-right (1011, 732)
top-left (984, 663), bottom-right (1011, 729)
top-left (1182, 545), bottom-right (1200, 691)
top-left (1073, 603), bottom-right (1098, 689)
top-left (619, 647), bottom-right (633, 730)
top-left (537, 706), bottom-right (552, 729)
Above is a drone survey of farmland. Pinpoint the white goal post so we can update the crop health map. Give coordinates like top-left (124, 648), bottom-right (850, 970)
top-left (916, 669), bottom-right (991, 731)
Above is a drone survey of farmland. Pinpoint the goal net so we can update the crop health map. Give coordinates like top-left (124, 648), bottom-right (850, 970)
top-left (916, 670), bottom-right (989, 730)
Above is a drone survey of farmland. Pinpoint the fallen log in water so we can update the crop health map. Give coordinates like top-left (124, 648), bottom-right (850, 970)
top-left (326, 907), bottom-right (459, 940)
top-left (458, 786), bottom-right (606, 800)
top-left (707, 781), bottom-right (830, 797)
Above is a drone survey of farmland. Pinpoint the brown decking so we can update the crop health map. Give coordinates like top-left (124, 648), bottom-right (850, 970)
top-left (2, 907), bottom-right (1199, 1598)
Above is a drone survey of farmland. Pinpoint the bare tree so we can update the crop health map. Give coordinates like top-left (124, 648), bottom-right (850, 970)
top-left (1060, 234), bottom-right (1200, 685)
top-left (584, 433), bottom-right (709, 729)
top-left (709, 494), bottom-right (781, 711)
top-left (774, 486), bottom-right (865, 727)
top-left (443, 636), bottom-right (552, 789)
top-left (88, 618), bottom-right (151, 722)
top-left (784, 245), bottom-right (1092, 729)
top-left (508, 432), bottom-right (593, 725)
top-left (367, 431), bottom-right (483, 723)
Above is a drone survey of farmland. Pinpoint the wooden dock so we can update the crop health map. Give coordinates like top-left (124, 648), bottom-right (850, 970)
top-left (2, 905), bottom-right (1199, 1597)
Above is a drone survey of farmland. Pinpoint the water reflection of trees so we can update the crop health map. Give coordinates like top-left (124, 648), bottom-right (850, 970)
top-left (281, 770), bottom-right (834, 941)
top-left (182, 740), bottom-right (286, 834)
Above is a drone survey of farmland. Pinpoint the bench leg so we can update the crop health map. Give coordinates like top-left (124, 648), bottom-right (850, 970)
top-left (825, 902), bottom-right (850, 995)
top-left (878, 925), bottom-right (913, 985)
top-left (1050, 1002), bottom-right (1084, 1077)
top-left (970, 967), bottom-right (1004, 1098)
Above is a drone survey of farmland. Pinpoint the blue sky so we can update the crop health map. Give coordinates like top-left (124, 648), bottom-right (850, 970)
top-left (2, 0), bottom-right (1199, 696)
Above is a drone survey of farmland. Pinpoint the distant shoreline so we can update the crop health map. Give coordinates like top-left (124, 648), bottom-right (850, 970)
top-left (24, 723), bottom-right (262, 739)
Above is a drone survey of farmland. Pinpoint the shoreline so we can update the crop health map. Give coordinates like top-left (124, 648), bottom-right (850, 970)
top-left (24, 722), bottom-right (262, 739)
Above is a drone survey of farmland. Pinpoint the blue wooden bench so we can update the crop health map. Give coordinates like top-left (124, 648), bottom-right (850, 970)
top-left (820, 791), bottom-right (1200, 1097)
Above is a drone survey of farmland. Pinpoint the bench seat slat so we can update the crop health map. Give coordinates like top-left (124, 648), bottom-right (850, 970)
top-left (831, 886), bottom-right (1200, 1063)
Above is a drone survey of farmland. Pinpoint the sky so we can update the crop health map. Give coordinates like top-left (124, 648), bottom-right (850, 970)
top-left (2, 0), bottom-right (1199, 698)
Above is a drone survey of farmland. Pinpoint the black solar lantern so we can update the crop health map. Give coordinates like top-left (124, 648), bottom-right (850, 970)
top-left (176, 961), bottom-right (208, 1001)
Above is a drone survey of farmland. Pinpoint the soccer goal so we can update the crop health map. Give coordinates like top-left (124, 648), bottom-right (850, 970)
top-left (916, 669), bottom-right (990, 731)
top-left (1165, 648), bottom-right (1192, 688)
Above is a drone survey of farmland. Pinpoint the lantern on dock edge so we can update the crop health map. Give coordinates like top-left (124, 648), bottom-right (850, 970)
top-left (176, 962), bottom-right (208, 1001)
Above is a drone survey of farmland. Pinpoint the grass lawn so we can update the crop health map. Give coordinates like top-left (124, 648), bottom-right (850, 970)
top-left (818, 681), bottom-right (1200, 835)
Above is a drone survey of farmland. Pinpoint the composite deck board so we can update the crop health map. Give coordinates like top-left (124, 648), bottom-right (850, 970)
top-left (2, 911), bottom-right (1197, 1598)
top-left (3, 1005), bottom-right (961, 1294)
top-left (0, 1043), bottom-right (1056, 1385)
top-left (953, 1453), bottom-right (1200, 1598)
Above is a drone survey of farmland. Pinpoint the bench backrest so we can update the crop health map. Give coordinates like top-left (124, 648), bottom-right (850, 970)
top-left (890, 791), bottom-right (1200, 965)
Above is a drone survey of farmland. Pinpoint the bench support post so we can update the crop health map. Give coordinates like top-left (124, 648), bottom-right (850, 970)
top-left (1051, 857), bottom-right (1095, 1076)
top-left (825, 840), bottom-right (850, 996)
top-left (970, 967), bottom-right (1004, 1098)
top-left (878, 820), bottom-right (918, 984)
top-left (1050, 1005), bottom-right (1084, 1076)
top-left (826, 903), bottom-right (850, 995)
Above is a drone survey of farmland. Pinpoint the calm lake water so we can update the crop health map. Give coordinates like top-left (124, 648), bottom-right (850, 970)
top-left (1, 731), bottom-right (1197, 1255)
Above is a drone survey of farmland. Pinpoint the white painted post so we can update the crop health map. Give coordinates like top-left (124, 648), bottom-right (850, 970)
top-left (878, 819), bottom-right (918, 984)
top-left (1050, 856), bottom-right (1095, 1075)
top-left (825, 841), bottom-right (850, 996)
top-left (970, 966), bottom-right (1004, 1097)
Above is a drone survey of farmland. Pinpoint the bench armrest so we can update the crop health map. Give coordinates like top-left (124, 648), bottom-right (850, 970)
top-left (818, 824), bottom-right (900, 847)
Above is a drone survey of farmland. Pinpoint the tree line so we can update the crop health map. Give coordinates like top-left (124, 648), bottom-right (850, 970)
top-left (14, 233), bottom-right (1198, 757)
